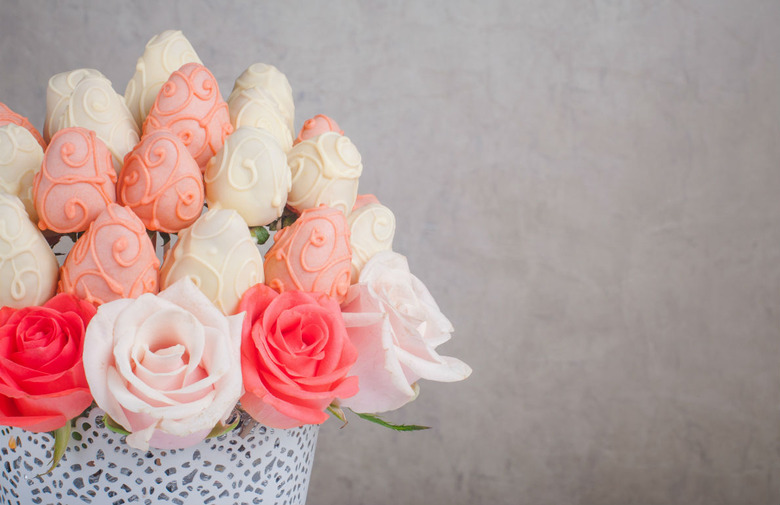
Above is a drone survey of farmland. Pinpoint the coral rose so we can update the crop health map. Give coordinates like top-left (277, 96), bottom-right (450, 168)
top-left (0, 294), bottom-right (96, 432)
top-left (238, 284), bottom-right (358, 428)
top-left (83, 278), bottom-right (243, 450)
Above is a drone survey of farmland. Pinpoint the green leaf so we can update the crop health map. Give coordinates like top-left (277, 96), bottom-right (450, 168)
top-left (249, 226), bottom-right (270, 245)
top-left (351, 411), bottom-right (430, 432)
top-left (103, 414), bottom-right (131, 436)
top-left (280, 208), bottom-right (299, 229)
top-left (207, 417), bottom-right (240, 439)
top-left (39, 422), bottom-right (71, 476)
top-left (327, 404), bottom-right (348, 428)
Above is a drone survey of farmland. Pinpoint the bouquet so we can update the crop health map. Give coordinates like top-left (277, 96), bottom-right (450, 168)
top-left (0, 30), bottom-right (471, 472)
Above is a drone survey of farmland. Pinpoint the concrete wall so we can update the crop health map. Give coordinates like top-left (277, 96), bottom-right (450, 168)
top-left (1, 0), bottom-right (779, 503)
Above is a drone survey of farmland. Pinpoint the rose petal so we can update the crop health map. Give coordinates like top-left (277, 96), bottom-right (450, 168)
top-left (113, 297), bottom-right (205, 407)
top-left (125, 422), bottom-right (158, 451)
top-left (17, 365), bottom-right (87, 396)
top-left (249, 321), bottom-right (298, 390)
top-left (13, 388), bottom-right (93, 422)
top-left (339, 309), bottom-right (415, 413)
top-left (0, 394), bottom-right (67, 432)
top-left (165, 366), bottom-right (210, 404)
top-left (43, 293), bottom-right (97, 324)
top-left (0, 355), bottom-right (45, 382)
top-left (0, 307), bottom-right (14, 326)
top-left (158, 277), bottom-right (231, 338)
top-left (148, 427), bottom-right (211, 450)
top-left (0, 381), bottom-right (25, 398)
top-left (139, 344), bottom-right (187, 374)
top-left (395, 348), bottom-right (472, 383)
top-left (133, 347), bottom-right (188, 392)
top-left (83, 298), bottom-right (135, 428)
top-left (240, 389), bottom-right (328, 428)
top-left (411, 275), bottom-right (454, 345)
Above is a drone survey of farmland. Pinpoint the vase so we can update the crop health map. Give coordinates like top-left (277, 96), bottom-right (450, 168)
top-left (0, 407), bottom-right (318, 505)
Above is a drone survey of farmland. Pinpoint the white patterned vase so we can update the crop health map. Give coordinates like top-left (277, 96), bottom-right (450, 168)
top-left (0, 407), bottom-right (318, 505)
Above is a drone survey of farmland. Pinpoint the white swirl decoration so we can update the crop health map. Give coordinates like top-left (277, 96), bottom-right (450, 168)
top-left (44, 68), bottom-right (106, 143)
top-left (160, 208), bottom-right (264, 315)
top-left (63, 77), bottom-right (140, 174)
top-left (124, 30), bottom-right (202, 128)
top-left (287, 132), bottom-right (363, 215)
top-left (347, 201), bottom-right (396, 282)
top-left (0, 192), bottom-right (58, 308)
top-left (228, 86), bottom-right (293, 152)
top-left (229, 63), bottom-right (295, 133)
top-left (0, 124), bottom-right (44, 222)
top-left (205, 126), bottom-right (290, 227)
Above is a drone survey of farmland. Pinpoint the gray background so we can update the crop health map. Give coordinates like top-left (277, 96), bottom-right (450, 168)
top-left (1, 0), bottom-right (779, 503)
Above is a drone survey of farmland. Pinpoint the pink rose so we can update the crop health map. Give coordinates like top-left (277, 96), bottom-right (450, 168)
top-left (0, 294), bottom-right (96, 432)
top-left (83, 278), bottom-right (243, 450)
top-left (340, 251), bottom-right (471, 413)
top-left (238, 284), bottom-right (358, 428)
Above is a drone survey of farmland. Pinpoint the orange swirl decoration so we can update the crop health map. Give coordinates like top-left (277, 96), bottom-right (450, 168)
top-left (59, 204), bottom-right (160, 305)
top-left (264, 205), bottom-right (352, 303)
top-left (0, 102), bottom-right (46, 150)
top-left (33, 127), bottom-right (117, 233)
top-left (143, 62), bottom-right (233, 170)
top-left (118, 130), bottom-right (204, 232)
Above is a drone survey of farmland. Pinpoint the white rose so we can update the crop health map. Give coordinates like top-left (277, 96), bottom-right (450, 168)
top-left (340, 251), bottom-right (471, 413)
top-left (83, 278), bottom-right (243, 450)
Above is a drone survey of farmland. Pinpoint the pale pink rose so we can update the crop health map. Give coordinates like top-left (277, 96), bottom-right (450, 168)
top-left (340, 251), bottom-right (471, 413)
top-left (83, 278), bottom-right (243, 450)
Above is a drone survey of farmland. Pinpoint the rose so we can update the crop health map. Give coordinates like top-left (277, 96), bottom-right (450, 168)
top-left (339, 251), bottom-right (472, 413)
top-left (0, 294), bottom-right (96, 432)
top-left (83, 278), bottom-right (243, 450)
top-left (238, 284), bottom-right (358, 428)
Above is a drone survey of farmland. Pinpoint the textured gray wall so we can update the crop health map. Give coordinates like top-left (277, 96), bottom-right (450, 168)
top-left (2, 0), bottom-right (780, 504)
